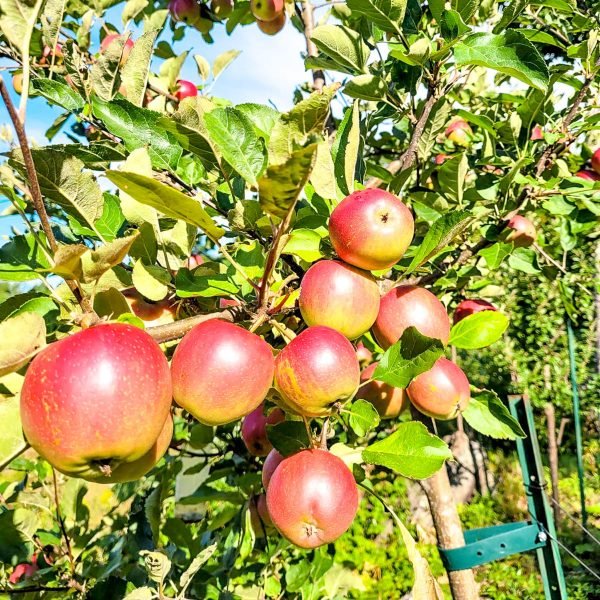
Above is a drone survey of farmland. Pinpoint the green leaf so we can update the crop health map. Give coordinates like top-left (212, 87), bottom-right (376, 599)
top-left (0, 292), bottom-right (58, 323)
top-left (105, 171), bottom-right (224, 240)
top-left (478, 242), bottom-right (513, 270)
top-left (438, 154), bottom-right (469, 204)
top-left (454, 31), bottom-right (550, 92)
top-left (179, 542), bottom-right (218, 595)
top-left (41, 0), bottom-right (65, 51)
top-left (462, 390), bottom-right (526, 439)
top-left (0, 233), bottom-right (52, 282)
top-left (259, 143), bottom-right (317, 217)
top-left (0, 396), bottom-right (27, 468)
top-left (122, 0), bottom-right (148, 23)
top-left (332, 102), bottom-right (361, 196)
top-left (440, 9), bottom-right (470, 41)
top-left (236, 103), bottom-right (280, 140)
top-left (282, 228), bottom-right (324, 263)
top-left (90, 33), bottom-right (127, 100)
top-left (194, 54), bottom-right (211, 81)
top-left (0, 0), bottom-right (43, 57)
top-left (266, 421), bottom-right (310, 456)
top-left (310, 25), bottom-right (369, 74)
top-left (204, 107), bottom-right (267, 186)
top-left (405, 211), bottom-right (471, 274)
top-left (493, 0), bottom-right (529, 33)
top-left (346, 399), bottom-right (380, 437)
top-left (95, 193), bottom-right (125, 241)
top-left (92, 96), bottom-right (183, 170)
top-left (310, 140), bottom-right (337, 200)
top-left (132, 260), bottom-right (171, 301)
top-left (0, 312), bottom-right (46, 377)
top-left (32, 78), bottom-right (84, 111)
top-left (175, 267), bottom-right (239, 298)
top-left (363, 421), bottom-right (452, 479)
top-left (417, 99), bottom-right (451, 161)
top-left (121, 30), bottom-right (157, 106)
top-left (213, 49), bottom-right (241, 79)
top-left (449, 310), bottom-right (509, 349)
top-left (508, 246), bottom-right (540, 274)
top-left (346, 0), bottom-right (407, 34)
top-left (344, 74), bottom-right (387, 101)
top-left (373, 327), bottom-right (444, 389)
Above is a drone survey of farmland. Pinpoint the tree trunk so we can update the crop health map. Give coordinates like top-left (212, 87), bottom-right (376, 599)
top-left (544, 403), bottom-right (561, 528)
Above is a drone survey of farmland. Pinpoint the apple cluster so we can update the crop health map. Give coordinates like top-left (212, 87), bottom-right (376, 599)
top-left (249, 0), bottom-right (286, 35)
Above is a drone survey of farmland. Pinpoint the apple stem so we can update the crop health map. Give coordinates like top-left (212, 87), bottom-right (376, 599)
top-left (302, 416), bottom-right (315, 448)
top-left (320, 418), bottom-right (330, 450)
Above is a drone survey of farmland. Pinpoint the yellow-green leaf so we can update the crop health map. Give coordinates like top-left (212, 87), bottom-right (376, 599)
top-left (0, 312), bottom-right (46, 377)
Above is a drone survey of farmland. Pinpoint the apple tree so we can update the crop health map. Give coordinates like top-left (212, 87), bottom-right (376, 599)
top-left (0, 0), bottom-right (598, 598)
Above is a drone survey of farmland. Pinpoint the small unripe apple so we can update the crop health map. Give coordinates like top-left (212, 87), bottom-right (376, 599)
top-left (576, 169), bottom-right (600, 181)
top-left (100, 34), bottom-right (135, 63)
top-left (299, 260), bottom-right (380, 340)
top-left (12, 72), bottom-right (23, 94)
top-left (592, 148), bottom-right (600, 175)
top-left (372, 285), bottom-right (450, 350)
top-left (20, 324), bottom-right (172, 482)
top-left (122, 289), bottom-right (175, 326)
top-left (257, 11), bottom-right (286, 35)
top-left (169, 0), bottom-right (201, 24)
top-left (241, 403), bottom-right (285, 456)
top-left (530, 124), bottom-right (544, 141)
top-left (407, 357), bottom-right (470, 420)
top-left (195, 17), bottom-right (214, 33)
top-left (355, 341), bottom-right (373, 366)
top-left (453, 299), bottom-right (497, 324)
top-left (360, 362), bottom-right (408, 419)
top-left (266, 448), bottom-right (359, 548)
top-left (171, 320), bottom-right (275, 425)
top-left (250, 0), bottom-right (284, 21)
top-left (274, 326), bottom-right (360, 416)
top-left (505, 214), bottom-right (536, 247)
top-left (175, 79), bottom-right (198, 101)
top-left (211, 0), bottom-right (233, 18)
top-left (262, 448), bottom-right (284, 489)
top-left (329, 189), bottom-right (414, 271)
top-left (97, 414), bottom-right (173, 483)
top-left (445, 119), bottom-right (473, 146)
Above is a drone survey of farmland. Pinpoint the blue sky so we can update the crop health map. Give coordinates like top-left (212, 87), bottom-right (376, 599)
top-left (0, 5), bottom-right (329, 238)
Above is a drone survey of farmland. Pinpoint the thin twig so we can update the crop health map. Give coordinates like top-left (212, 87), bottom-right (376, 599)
top-left (0, 443), bottom-right (30, 471)
top-left (52, 468), bottom-right (75, 576)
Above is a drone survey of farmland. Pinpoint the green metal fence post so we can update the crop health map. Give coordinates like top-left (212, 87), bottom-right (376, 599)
top-left (566, 316), bottom-right (587, 529)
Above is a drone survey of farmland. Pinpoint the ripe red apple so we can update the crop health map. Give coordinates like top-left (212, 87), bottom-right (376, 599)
top-left (505, 214), bottom-right (536, 247)
top-left (9, 562), bottom-right (38, 584)
top-left (372, 285), bottom-right (450, 350)
top-left (250, 0), bottom-right (284, 21)
top-left (20, 324), bottom-right (172, 482)
top-left (219, 297), bottom-right (241, 309)
top-left (298, 260), bottom-right (380, 340)
top-left (12, 72), bottom-right (23, 94)
top-left (171, 319), bottom-right (275, 425)
top-left (40, 43), bottom-right (63, 65)
top-left (576, 169), bottom-right (600, 181)
top-left (211, 0), bottom-right (233, 18)
top-left (453, 299), bottom-right (497, 324)
top-left (175, 79), bottom-right (198, 101)
top-left (274, 326), bottom-right (360, 416)
top-left (168, 0), bottom-right (201, 24)
top-left (328, 189), bottom-right (415, 271)
top-left (266, 448), bottom-right (359, 548)
top-left (592, 148), bottom-right (600, 175)
top-left (445, 119), bottom-right (473, 146)
top-left (434, 153), bottom-right (450, 165)
top-left (186, 253), bottom-right (204, 268)
top-left (262, 448), bottom-right (284, 489)
top-left (355, 341), bottom-right (373, 366)
top-left (530, 124), bottom-right (544, 141)
top-left (408, 357), bottom-right (470, 420)
top-left (241, 403), bottom-right (285, 456)
top-left (360, 362), bottom-right (408, 419)
top-left (97, 414), bottom-right (173, 483)
top-left (257, 12), bottom-right (286, 34)
top-left (100, 34), bottom-right (134, 63)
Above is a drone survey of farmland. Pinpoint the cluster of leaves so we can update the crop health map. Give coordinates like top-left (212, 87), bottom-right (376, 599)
top-left (0, 0), bottom-right (598, 597)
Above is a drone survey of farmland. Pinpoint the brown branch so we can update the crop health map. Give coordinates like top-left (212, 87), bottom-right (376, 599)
top-left (0, 77), bottom-right (95, 315)
top-left (52, 468), bottom-right (75, 576)
top-left (300, 0), bottom-right (325, 91)
top-left (147, 81), bottom-right (179, 103)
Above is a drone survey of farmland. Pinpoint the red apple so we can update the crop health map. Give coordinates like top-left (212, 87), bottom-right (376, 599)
top-left (257, 12), bottom-right (286, 34)
top-left (97, 414), bottom-right (173, 483)
top-left (168, 0), bottom-right (201, 24)
top-left (576, 169), bottom-right (600, 181)
top-left (434, 153), bottom-right (450, 165)
top-left (453, 299), bottom-right (497, 324)
top-left (355, 341), bottom-right (373, 366)
top-left (211, 0), bottom-right (233, 18)
top-left (445, 119), bottom-right (473, 146)
top-left (298, 260), bottom-right (380, 340)
top-left (241, 403), bottom-right (285, 456)
top-left (171, 320), bottom-right (275, 425)
top-left (360, 362), bottom-right (408, 419)
top-left (407, 357), bottom-right (470, 420)
top-left (372, 285), bottom-right (450, 350)
top-left (250, 0), bottom-right (284, 21)
top-left (9, 562), bottom-right (38, 584)
top-left (274, 326), bottom-right (360, 416)
top-left (328, 189), bottom-right (415, 271)
top-left (592, 148), bottom-right (600, 175)
top-left (530, 124), bottom-right (544, 141)
top-left (100, 34), bottom-right (134, 63)
top-left (20, 324), bottom-right (172, 482)
top-left (250, 494), bottom-right (274, 536)
top-left (175, 79), bottom-right (198, 101)
top-left (266, 448), bottom-right (359, 548)
top-left (505, 214), bottom-right (536, 247)
top-left (186, 253), bottom-right (204, 268)
top-left (262, 448), bottom-right (284, 489)
top-left (219, 297), bottom-right (241, 309)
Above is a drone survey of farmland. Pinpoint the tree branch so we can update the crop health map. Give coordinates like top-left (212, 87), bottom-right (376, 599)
top-left (300, 0), bottom-right (325, 91)
top-left (0, 77), bottom-right (95, 315)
